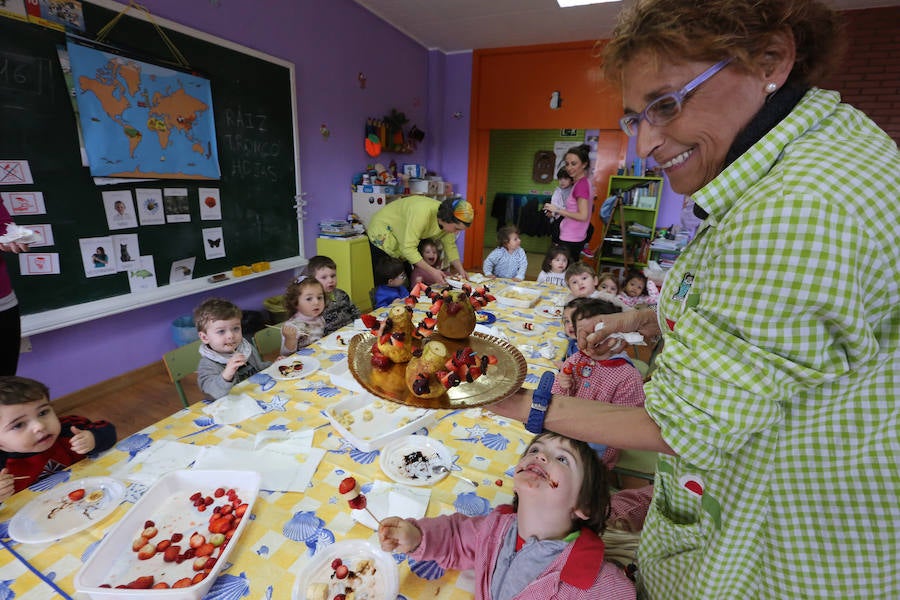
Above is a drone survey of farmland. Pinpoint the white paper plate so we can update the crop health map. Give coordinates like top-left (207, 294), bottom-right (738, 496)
top-left (9, 476), bottom-right (126, 544)
top-left (291, 539), bottom-right (398, 600)
top-left (506, 321), bottom-right (547, 336)
top-left (272, 356), bottom-right (320, 380)
top-left (379, 435), bottom-right (453, 486)
top-left (319, 331), bottom-right (352, 351)
top-left (535, 304), bottom-right (565, 319)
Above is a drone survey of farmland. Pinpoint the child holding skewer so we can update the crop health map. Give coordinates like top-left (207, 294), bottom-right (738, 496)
top-left (0, 376), bottom-right (116, 500)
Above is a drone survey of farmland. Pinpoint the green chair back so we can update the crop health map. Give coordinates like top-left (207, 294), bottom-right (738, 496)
top-left (253, 325), bottom-right (283, 358)
top-left (613, 448), bottom-right (658, 485)
top-left (162, 339), bottom-right (202, 408)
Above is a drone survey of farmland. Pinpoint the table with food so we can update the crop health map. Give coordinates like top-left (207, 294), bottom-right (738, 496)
top-left (0, 276), bottom-right (575, 599)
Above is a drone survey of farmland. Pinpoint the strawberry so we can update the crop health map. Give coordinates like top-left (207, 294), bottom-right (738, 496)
top-left (195, 542), bottom-right (215, 557)
top-left (190, 492), bottom-right (202, 502)
top-left (126, 576), bottom-right (154, 589)
top-left (156, 539), bottom-right (171, 552)
top-left (371, 353), bottom-right (391, 370)
top-left (404, 296), bottom-right (417, 307)
top-left (563, 365), bottom-right (573, 375)
top-left (360, 314), bottom-right (379, 329)
top-left (338, 477), bottom-right (357, 495)
top-left (487, 355), bottom-right (499, 365)
top-left (348, 494), bottom-right (367, 510)
top-left (469, 366), bottom-right (483, 381)
top-left (141, 525), bottom-right (158, 539)
top-left (152, 582), bottom-right (171, 589)
top-left (144, 520), bottom-right (155, 529)
top-left (235, 503), bottom-right (249, 517)
top-left (379, 333), bottom-right (391, 346)
top-left (132, 537), bottom-right (148, 552)
top-left (171, 533), bottom-right (184, 543)
top-left (172, 578), bottom-right (193, 588)
top-left (331, 558), bottom-right (343, 569)
top-left (335, 564), bottom-right (350, 579)
top-left (67, 488), bottom-right (85, 502)
top-left (430, 298), bottom-right (444, 314)
top-left (191, 572), bottom-right (208, 585)
top-left (214, 487), bottom-right (225, 498)
top-left (436, 370), bottom-right (453, 389)
top-left (193, 556), bottom-right (210, 571)
top-left (137, 543), bottom-right (156, 560)
top-left (163, 545), bottom-right (181, 562)
top-left (190, 532), bottom-right (206, 548)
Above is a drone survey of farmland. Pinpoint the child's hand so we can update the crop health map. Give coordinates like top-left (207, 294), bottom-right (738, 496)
top-left (0, 468), bottom-right (17, 501)
top-left (222, 353), bottom-right (248, 380)
top-left (69, 426), bottom-right (97, 454)
top-left (556, 369), bottom-right (573, 391)
top-left (378, 516), bottom-right (422, 553)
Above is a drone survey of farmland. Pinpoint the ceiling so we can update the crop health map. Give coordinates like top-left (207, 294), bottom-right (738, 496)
top-left (353, 0), bottom-right (900, 53)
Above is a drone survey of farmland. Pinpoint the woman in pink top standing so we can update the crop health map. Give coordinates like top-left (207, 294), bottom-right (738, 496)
top-left (545, 144), bottom-right (593, 262)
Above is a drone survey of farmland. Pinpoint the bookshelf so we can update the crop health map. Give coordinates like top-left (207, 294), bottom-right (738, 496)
top-left (598, 175), bottom-right (663, 269)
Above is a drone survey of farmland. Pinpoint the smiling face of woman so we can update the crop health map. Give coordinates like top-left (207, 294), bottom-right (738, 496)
top-left (623, 52), bottom-right (769, 195)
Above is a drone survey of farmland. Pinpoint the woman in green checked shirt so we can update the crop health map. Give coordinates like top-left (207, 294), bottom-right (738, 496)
top-left (492, 0), bottom-right (900, 598)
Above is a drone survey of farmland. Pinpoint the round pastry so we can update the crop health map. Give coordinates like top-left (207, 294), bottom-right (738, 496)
top-left (435, 290), bottom-right (476, 339)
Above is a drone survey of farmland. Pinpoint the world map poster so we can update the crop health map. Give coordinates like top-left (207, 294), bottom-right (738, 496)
top-left (67, 40), bottom-right (221, 179)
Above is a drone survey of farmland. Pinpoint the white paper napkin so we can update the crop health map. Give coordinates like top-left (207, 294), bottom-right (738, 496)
top-left (202, 393), bottom-right (264, 425)
top-left (192, 445), bottom-right (326, 493)
top-left (325, 362), bottom-right (367, 394)
top-left (114, 440), bottom-right (204, 485)
top-left (351, 481), bottom-right (431, 530)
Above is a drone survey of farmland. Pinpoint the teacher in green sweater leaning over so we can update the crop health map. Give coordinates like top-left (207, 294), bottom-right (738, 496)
top-left (367, 195), bottom-right (473, 286)
top-left (491, 0), bottom-right (899, 598)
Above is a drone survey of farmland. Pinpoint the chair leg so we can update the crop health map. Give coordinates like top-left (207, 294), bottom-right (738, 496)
top-left (174, 381), bottom-right (189, 408)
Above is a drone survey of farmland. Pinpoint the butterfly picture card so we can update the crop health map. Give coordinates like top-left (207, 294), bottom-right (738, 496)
top-left (202, 226), bottom-right (226, 260)
top-left (199, 187), bottom-right (222, 220)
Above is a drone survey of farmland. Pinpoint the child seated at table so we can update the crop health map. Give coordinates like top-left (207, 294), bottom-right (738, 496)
top-left (552, 299), bottom-right (645, 469)
top-left (617, 269), bottom-right (659, 309)
top-left (378, 431), bottom-right (636, 600)
top-left (281, 276), bottom-right (327, 355)
top-left (410, 239), bottom-right (450, 286)
top-left (306, 255), bottom-right (360, 334)
top-left (483, 225), bottom-right (528, 281)
top-left (195, 298), bottom-right (271, 399)
top-left (563, 262), bottom-right (603, 302)
top-left (559, 297), bottom-right (590, 363)
top-left (373, 256), bottom-right (409, 309)
top-left (537, 245), bottom-right (570, 287)
top-left (0, 376), bottom-right (116, 500)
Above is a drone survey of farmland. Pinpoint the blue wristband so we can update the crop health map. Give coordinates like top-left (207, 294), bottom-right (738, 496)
top-left (526, 371), bottom-right (555, 434)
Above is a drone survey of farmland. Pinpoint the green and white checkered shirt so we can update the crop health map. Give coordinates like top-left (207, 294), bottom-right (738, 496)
top-left (638, 88), bottom-right (900, 599)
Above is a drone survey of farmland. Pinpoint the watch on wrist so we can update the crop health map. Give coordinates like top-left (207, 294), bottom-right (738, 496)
top-left (526, 371), bottom-right (555, 434)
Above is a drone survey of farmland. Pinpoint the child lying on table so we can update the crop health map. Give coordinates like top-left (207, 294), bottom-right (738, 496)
top-left (378, 431), bottom-right (635, 600)
top-left (0, 376), bottom-right (116, 500)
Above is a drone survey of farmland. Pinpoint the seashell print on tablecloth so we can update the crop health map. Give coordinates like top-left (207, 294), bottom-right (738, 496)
top-left (454, 491), bottom-right (490, 516)
top-left (28, 470), bottom-right (69, 492)
top-left (0, 579), bottom-right (13, 597)
top-left (306, 528), bottom-right (335, 555)
top-left (327, 352), bottom-right (347, 361)
top-left (205, 572), bottom-right (250, 600)
top-left (524, 372), bottom-right (540, 384)
top-left (248, 372), bottom-right (276, 391)
top-left (481, 432), bottom-right (509, 451)
top-left (256, 545), bottom-right (270, 556)
top-left (264, 584), bottom-right (273, 600)
top-left (315, 386), bottom-right (340, 398)
top-left (0, 522), bottom-right (8, 539)
top-left (348, 447), bottom-right (378, 465)
top-left (267, 424), bottom-right (289, 431)
top-left (408, 558), bottom-right (445, 580)
top-left (117, 432), bottom-right (153, 459)
top-left (296, 347), bottom-right (315, 356)
top-left (283, 510), bottom-right (324, 542)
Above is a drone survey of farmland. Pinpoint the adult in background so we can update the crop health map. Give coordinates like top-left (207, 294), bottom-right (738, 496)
top-left (367, 195), bottom-right (472, 285)
top-left (0, 203), bottom-right (29, 375)
top-left (491, 0), bottom-right (900, 597)
top-left (543, 144), bottom-right (593, 262)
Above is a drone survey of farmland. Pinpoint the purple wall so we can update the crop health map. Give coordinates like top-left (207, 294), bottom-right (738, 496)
top-left (21, 0), bottom-right (448, 398)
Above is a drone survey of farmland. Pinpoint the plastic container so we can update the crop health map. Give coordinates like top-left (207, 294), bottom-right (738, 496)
top-left (171, 316), bottom-right (199, 347)
top-left (75, 469), bottom-right (261, 599)
top-left (321, 393), bottom-right (437, 452)
top-left (263, 295), bottom-right (288, 324)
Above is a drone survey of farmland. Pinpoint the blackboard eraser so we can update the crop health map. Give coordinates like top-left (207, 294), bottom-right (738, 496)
top-left (208, 274), bottom-right (229, 283)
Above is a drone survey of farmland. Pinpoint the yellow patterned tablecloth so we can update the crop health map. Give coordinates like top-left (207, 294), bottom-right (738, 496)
top-left (0, 278), bottom-right (569, 599)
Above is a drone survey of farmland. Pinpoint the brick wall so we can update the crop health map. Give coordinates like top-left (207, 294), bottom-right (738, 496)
top-left (822, 7), bottom-right (900, 143)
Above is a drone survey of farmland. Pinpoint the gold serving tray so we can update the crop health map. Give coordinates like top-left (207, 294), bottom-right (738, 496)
top-left (347, 331), bottom-right (527, 409)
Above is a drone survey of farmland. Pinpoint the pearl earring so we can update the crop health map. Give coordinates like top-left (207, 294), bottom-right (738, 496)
top-left (765, 82), bottom-right (777, 93)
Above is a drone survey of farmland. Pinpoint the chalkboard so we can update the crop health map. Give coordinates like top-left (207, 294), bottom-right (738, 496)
top-left (0, 0), bottom-right (301, 327)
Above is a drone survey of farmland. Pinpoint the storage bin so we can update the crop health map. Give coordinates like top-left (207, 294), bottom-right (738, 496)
top-left (170, 315), bottom-right (199, 347)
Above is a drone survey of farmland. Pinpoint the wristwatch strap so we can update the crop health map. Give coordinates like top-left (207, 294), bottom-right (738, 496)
top-left (526, 371), bottom-right (555, 434)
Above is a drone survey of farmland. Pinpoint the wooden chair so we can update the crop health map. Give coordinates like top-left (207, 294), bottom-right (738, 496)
top-left (162, 339), bottom-right (202, 408)
top-left (253, 325), bottom-right (283, 360)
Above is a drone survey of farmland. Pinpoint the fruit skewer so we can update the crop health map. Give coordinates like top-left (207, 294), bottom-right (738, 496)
top-left (338, 477), bottom-right (380, 524)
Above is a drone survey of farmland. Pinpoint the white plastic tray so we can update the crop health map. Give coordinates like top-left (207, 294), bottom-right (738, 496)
top-left (75, 469), bottom-right (260, 599)
top-left (322, 394), bottom-right (437, 452)
top-left (493, 285), bottom-right (541, 308)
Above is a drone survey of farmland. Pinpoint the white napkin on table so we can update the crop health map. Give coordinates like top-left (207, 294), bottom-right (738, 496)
top-left (192, 445), bottom-right (326, 493)
top-left (114, 439), bottom-right (204, 485)
top-left (351, 481), bottom-right (431, 530)
top-left (202, 393), bottom-right (264, 425)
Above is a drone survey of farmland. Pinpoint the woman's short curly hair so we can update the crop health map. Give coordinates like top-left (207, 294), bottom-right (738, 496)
top-left (601, 0), bottom-right (844, 87)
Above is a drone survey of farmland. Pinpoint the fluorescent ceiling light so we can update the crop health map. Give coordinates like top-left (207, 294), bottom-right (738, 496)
top-left (557, 0), bottom-right (621, 6)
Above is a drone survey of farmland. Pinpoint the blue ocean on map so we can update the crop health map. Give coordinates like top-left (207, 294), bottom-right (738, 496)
top-left (67, 40), bottom-right (221, 179)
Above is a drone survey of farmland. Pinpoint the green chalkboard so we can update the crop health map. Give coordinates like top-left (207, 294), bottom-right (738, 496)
top-left (0, 1), bottom-right (300, 317)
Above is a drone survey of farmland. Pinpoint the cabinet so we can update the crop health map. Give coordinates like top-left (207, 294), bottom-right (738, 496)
top-left (316, 236), bottom-right (375, 312)
top-left (598, 175), bottom-right (663, 269)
